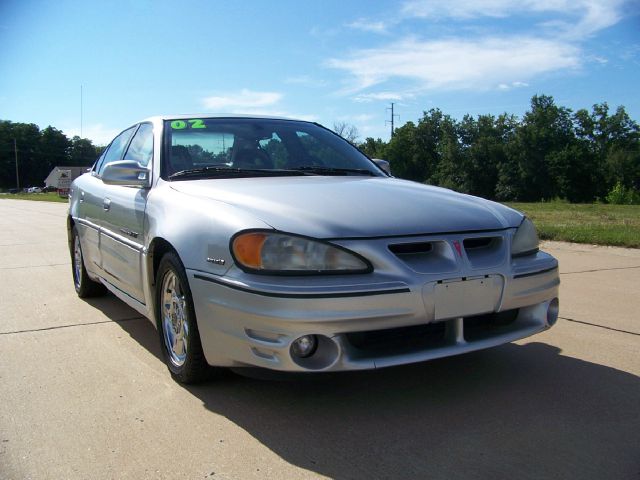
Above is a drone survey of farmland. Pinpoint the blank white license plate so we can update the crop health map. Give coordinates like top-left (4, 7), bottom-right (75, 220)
top-left (433, 277), bottom-right (500, 320)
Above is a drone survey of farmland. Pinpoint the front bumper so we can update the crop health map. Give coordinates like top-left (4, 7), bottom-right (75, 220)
top-left (187, 252), bottom-right (559, 371)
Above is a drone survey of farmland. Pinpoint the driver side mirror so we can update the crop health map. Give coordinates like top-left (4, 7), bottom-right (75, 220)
top-left (372, 158), bottom-right (391, 175)
top-left (102, 160), bottom-right (150, 187)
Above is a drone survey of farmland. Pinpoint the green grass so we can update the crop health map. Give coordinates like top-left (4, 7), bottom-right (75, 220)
top-left (507, 202), bottom-right (640, 248)
top-left (0, 192), bottom-right (69, 203)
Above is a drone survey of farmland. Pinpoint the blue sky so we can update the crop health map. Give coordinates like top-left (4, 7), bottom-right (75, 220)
top-left (1, 0), bottom-right (639, 145)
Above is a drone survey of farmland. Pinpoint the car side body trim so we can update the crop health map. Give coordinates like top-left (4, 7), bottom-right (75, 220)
top-left (75, 217), bottom-right (144, 252)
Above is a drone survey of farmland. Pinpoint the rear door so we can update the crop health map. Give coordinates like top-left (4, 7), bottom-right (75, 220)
top-left (74, 151), bottom-right (108, 275)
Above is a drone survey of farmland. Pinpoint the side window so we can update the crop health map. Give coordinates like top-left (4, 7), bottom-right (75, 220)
top-left (93, 148), bottom-right (109, 174)
top-left (98, 126), bottom-right (136, 175)
top-left (124, 123), bottom-right (153, 167)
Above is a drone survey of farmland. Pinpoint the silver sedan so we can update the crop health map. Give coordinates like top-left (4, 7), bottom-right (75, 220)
top-left (68, 115), bottom-right (559, 383)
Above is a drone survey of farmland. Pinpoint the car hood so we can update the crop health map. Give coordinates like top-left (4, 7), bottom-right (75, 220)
top-left (169, 176), bottom-right (523, 238)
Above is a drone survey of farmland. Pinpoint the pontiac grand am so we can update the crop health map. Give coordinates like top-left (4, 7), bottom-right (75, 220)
top-left (68, 115), bottom-right (559, 383)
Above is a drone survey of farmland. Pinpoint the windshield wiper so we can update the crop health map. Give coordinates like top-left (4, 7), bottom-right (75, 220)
top-left (293, 166), bottom-right (378, 176)
top-left (169, 166), bottom-right (309, 180)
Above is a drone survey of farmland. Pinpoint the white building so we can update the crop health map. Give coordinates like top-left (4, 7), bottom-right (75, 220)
top-left (44, 166), bottom-right (89, 188)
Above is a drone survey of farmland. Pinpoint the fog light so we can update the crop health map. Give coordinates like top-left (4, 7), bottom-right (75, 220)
top-left (547, 298), bottom-right (559, 326)
top-left (291, 335), bottom-right (318, 358)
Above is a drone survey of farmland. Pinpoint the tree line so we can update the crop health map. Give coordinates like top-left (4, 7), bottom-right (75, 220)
top-left (0, 121), bottom-right (104, 190)
top-left (2, 95), bottom-right (638, 203)
top-left (359, 95), bottom-right (640, 204)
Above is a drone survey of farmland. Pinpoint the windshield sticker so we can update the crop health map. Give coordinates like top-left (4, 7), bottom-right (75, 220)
top-left (171, 119), bottom-right (206, 130)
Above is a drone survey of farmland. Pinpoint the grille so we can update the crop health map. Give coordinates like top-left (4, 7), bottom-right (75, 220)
top-left (343, 309), bottom-right (520, 358)
top-left (345, 322), bottom-right (446, 357)
top-left (388, 242), bottom-right (433, 255)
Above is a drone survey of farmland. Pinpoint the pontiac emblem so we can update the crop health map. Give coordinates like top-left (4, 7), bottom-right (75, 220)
top-left (453, 240), bottom-right (463, 258)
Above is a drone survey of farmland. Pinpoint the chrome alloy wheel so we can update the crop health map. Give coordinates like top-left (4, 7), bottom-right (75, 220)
top-left (73, 235), bottom-right (83, 289)
top-left (161, 270), bottom-right (189, 367)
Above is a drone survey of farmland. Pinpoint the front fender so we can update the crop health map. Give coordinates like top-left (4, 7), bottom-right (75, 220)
top-left (144, 181), bottom-right (272, 278)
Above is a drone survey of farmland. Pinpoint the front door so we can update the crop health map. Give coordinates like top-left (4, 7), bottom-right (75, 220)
top-left (99, 123), bottom-right (154, 303)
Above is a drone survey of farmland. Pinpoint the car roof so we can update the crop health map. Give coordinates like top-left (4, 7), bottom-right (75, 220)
top-left (141, 113), bottom-right (306, 123)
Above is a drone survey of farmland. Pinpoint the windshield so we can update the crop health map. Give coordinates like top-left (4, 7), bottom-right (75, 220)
top-left (162, 117), bottom-right (383, 179)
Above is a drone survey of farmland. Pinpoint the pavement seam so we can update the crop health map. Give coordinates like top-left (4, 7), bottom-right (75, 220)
top-left (560, 265), bottom-right (640, 275)
top-left (0, 315), bottom-right (146, 336)
top-left (0, 263), bottom-right (70, 270)
top-left (561, 316), bottom-right (640, 336)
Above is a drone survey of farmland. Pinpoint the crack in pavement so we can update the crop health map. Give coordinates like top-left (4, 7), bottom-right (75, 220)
top-left (561, 316), bottom-right (639, 336)
top-left (560, 265), bottom-right (640, 275)
top-left (0, 316), bottom-right (146, 336)
top-left (0, 263), bottom-right (70, 270)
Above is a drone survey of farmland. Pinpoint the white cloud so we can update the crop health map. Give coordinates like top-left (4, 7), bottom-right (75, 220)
top-left (62, 123), bottom-right (122, 146)
top-left (284, 75), bottom-right (327, 87)
top-left (330, 0), bottom-right (625, 100)
top-left (202, 89), bottom-right (282, 110)
top-left (337, 113), bottom-right (375, 123)
top-left (498, 81), bottom-right (530, 90)
top-left (211, 108), bottom-right (318, 122)
top-left (201, 89), bottom-right (318, 121)
top-left (346, 18), bottom-right (389, 34)
top-left (400, 0), bottom-right (625, 38)
top-left (328, 37), bottom-right (580, 93)
top-left (353, 92), bottom-right (409, 102)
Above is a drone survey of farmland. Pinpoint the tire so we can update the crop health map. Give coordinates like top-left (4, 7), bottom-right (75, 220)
top-left (71, 226), bottom-right (107, 298)
top-left (155, 251), bottom-right (211, 384)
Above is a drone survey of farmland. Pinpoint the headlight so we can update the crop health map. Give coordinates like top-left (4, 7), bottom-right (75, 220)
top-left (511, 217), bottom-right (539, 257)
top-left (231, 231), bottom-right (371, 274)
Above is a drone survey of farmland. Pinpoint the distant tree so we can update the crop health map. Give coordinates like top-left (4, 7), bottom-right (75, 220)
top-left (40, 126), bottom-right (71, 175)
top-left (510, 95), bottom-right (575, 200)
top-left (432, 115), bottom-right (468, 191)
top-left (2, 98), bottom-right (637, 200)
top-left (359, 137), bottom-right (387, 159)
top-left (463, 114), bottom-right (512, 199)
top-left (384, 121), bottom-right (420, 181)
top-left (69, 136), bottom-right (99, 167)
top-left (413, 109), bottom-right (446, 183)
top-left (333, 121), bottom-right (360, 144)
top-left (0, 121), bottom-right (104, 189)
top-left (0, 121), bottom-right (42, 188)
top-left (493, 114), bottom-right (522, 200)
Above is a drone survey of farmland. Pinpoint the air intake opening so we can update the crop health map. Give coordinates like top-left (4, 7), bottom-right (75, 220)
top-left (388, 242), bottom-right (433, 255)
top-left (463, 237), bottom-right (494, 249)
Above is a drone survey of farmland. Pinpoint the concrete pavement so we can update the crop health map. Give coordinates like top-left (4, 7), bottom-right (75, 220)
top-left (0, 199), bottom-right (638, 479)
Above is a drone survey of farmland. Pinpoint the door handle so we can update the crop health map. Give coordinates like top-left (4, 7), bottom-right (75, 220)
top-left (79, 190), bottom-right (85, 203)
top-left (103, 198), bottom-right (111, 211)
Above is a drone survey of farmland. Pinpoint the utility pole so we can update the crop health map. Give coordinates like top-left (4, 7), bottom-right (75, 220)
top-left (14, 138), bottom-right (19, 189)
top-left (386, 102), bottom-right (399, 138)
top-left (80, 85), bottom-right (83, 138)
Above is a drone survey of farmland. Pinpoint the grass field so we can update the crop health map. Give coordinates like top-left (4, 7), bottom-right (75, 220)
top-left (0, 192), bottom-right (69, 203)
top-left (508, 202), bottom-right (640, 248)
